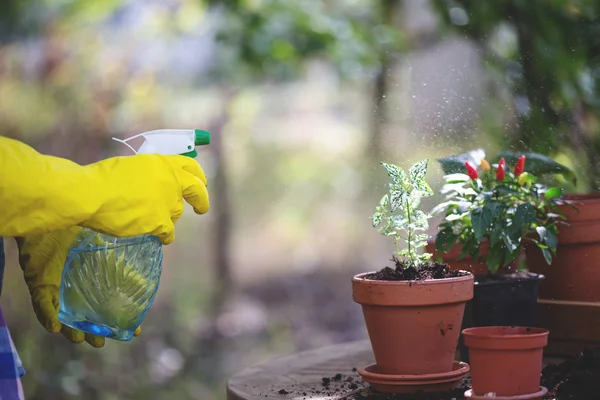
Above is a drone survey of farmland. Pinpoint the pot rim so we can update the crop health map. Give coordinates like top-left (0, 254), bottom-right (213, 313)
top-left (358, 361), bottom-right (470, 382)
top-left (462, 326), bottom-right (549, 340)
top-left (352, 270), bottom-right (474, 286)
top-left (474, 271), bottom-right (545, 286)
top-left (562, 193), bottom-right (600, 202)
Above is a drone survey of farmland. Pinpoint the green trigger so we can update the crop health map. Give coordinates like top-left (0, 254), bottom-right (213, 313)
top-left (180, 149), bottom-right (198, 158)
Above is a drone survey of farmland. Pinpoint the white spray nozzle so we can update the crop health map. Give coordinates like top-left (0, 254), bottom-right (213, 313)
top-left (112, 129), bottom-right (210, 157)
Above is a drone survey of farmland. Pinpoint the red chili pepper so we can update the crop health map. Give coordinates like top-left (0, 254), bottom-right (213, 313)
top-left (514, 155), bottom-right (526, 175)
top-left (496, 158), bottom-right (506, 181)
top-left (465, 161), bottom-right (478, 180)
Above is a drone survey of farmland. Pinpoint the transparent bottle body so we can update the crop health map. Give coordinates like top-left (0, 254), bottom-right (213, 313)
top-left (58, 228), bottom-right (163, 341)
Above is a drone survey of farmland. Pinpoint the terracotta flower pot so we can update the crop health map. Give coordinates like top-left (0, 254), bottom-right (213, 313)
top-left (463, 326), bottom-right (549, 397)
top-left (528, 193), bottom-right (600, 302)
top-left (426, 240), bottom-right (516, 275)
top-left (526, 194), bottom-right (600, 356)
top-left (352, 272), bottom-right (474, 375)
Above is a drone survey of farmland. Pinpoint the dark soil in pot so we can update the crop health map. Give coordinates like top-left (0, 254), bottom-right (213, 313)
top-left (458, 271), bottom-right (544, 362)
top-left (364, 259), bottom-right (466, 281)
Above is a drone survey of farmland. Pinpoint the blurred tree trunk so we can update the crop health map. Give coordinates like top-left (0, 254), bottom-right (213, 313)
top-left (208, 89), bottom-right (237, 316)
top-left (510, 4), bottom-right (560, 154)
top-left (568, 101), bottom-right (600, 191)
top-left (370, 65), bottom-right (388, 160)
top-left (510, 4), bottom-right (600, 190)
top-left (369, 0), bottom-right (401, 161)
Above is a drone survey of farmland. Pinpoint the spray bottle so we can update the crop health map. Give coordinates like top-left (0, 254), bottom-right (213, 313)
top-left (58, 129), bottom-right (210, 341)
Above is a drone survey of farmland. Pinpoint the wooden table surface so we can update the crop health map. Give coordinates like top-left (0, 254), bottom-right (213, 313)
top-left (226, 340), bottom-right (373, 400)
top-left (226, 340), bottom-right (567, 400)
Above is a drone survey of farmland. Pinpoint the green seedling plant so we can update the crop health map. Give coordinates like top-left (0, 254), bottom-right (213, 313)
top-left (433, 151), bottom-right (572, 273)
top-left (372, 159), bottom-right (434, 269)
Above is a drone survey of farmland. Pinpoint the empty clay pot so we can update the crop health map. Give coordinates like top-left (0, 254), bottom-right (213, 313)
top-left (352, 271), bottom-right (474, 375)
top-left (463, 326), bottom-right (549, 397)
top-left (528, 193), bottom-right (600, 302)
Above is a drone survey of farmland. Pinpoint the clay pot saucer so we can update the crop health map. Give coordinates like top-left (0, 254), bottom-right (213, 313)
top-left (464, 386), bottom-right (548, 399)
top-left (357, 361), bottom-right (470, 394)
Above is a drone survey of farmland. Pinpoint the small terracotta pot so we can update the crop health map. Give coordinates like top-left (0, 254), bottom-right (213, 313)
top-left (528, 193), bottom-right (600, 302)
top-left (463, 326), bottom-right (549, 397)
top-left (352, 271), bottom-right (474, 375)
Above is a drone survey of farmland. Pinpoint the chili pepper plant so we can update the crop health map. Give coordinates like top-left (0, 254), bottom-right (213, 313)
top-left (430, 150), bottom-right (576, 363)
top-left (432, 151), bottom-right (570, 272)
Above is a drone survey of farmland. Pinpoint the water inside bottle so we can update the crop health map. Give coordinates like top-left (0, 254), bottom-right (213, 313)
top-left (59, 229), bottom-right (163, 341)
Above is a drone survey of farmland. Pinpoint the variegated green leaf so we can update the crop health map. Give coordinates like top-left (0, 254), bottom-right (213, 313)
top-left (381, 162), bottom-right (408, 186)
top-left (408, 191), bottom-right (424, 209)
top-left (381, 219), bottom-right (398, 236)
top-left (372, 212), bottom-right (383, 228)
top-left (397, 248), bottom-right (410, 256)
top-left (390, 190), bottom-right (408, 212)
top-left (414, 244), bottom-right (429, 252)
top-left (381, 226), bottom-right (397, 236)
top-left (379, 194), bottom-right (390, 209)
top-left (414, 181), bottom-right (434, 196)
top-left (391, 215), bottom-right (408, 228)
top-left (409, 159), bottom-right (428, 184)
top-left (409, 159), bottom-right (434, 196)
top-left (410, 220), bottom-right (429, 230)
top-left (413, 208), bottom-right (430, 221)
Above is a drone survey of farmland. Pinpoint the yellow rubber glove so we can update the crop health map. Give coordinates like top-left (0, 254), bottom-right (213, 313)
top-left (0, 136), bottom-right (209, 243)
top-left (15, 228), bottom-right (143, 348)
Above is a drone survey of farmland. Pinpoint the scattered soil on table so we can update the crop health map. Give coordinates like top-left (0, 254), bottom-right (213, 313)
top-left (272, 348), bottom-right (600, 400)
top-left (542, 347), bottom-right (600, 400)
top-left (363, 257), bottom-right (466, 281)
top-left (273, 369), bottom-right (470, 399)
top-left (274, 370), bottom-right (364, 398)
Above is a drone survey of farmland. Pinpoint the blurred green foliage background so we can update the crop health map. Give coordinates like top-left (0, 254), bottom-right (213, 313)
top-left (0, 0), bottom-right (598, 399)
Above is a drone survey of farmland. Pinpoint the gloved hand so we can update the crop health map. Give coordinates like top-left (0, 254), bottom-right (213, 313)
top-left (79, 154), bottom-right (210, 244)
top-left (15, 228), bottom-right (142, 348)
top-left (0, 136), bottom-right (209, 243)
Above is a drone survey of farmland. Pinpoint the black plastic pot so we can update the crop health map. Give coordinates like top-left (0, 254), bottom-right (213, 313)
top-left (458, 271), bottom-right (545, 362)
